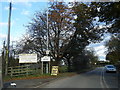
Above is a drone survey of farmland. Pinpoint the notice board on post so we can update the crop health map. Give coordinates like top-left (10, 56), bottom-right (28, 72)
top-left (19, 54), bottom-right (37, 63)
top-left (51, 66), bottom-right (58, 76)
top-left (41, 56), bottom-right (50, 62)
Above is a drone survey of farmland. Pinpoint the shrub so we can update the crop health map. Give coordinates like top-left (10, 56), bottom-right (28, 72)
top-left (59, 66), bottom-right (68, 73)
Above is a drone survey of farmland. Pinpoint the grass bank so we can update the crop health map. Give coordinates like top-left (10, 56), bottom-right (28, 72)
top-left (3, 72), bottom-right (77, 82)
top-left (3, 66), bottom-right (96, 82)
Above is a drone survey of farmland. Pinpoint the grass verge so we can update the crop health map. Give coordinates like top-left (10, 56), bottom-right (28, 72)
top-left (3, 72), bottom-right (77, 82)
top-left (3, 67), bottom-right (96, 82)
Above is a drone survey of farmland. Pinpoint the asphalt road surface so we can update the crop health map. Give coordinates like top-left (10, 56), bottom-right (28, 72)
top-left (35, 67), bottom-right (118, 88)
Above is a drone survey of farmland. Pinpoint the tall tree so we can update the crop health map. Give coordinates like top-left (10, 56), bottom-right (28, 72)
top-left (17, 2), bottom-right (75, 65)
top-left (105, 35), bottom-right (120, 64)
top-left (63, 2), bottom-right (103, 71)
top-left (17, 2), bottom-right (104, 70)
top-left (89, 2), bottom-right (120, 64)
top-left (48, 2), bottom-right (75, 64)
top-left (91, 2), bottom-right (120, 35)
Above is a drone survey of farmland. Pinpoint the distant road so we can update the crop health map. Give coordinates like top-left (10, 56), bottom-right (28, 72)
top-left (36, 67), bottom-right (118, 88)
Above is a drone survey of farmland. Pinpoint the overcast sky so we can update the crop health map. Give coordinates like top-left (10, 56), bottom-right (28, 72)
top-left (0, 0), bottom-right (111, 61)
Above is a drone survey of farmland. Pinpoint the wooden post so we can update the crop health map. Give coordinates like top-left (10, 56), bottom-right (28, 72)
top-left (49, 61), bottom-right (50, 74)
top-left (0, 56), bottom-right (3, 89)
top-left (10, 67), bottom-right (13, 77)
top-left (19, 64), bottom-right (20, 76)
top-left (46, 63), bottom-right (48, 73)
top-left (5, 49), bottom-right (8, 76)
top-left (41, 61), bottom-right (43, 74)
top-left (26, 65), bottom-right (29, 76)
top-left (6, 2), bottom-right (12, 76)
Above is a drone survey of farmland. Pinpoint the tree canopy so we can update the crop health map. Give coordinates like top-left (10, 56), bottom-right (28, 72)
top-left (15, 2), bottom-right (120, 70)
top-left (106, 35), bottom-right (120, 64)
top-left (91, 2), bottom-right (120, 35)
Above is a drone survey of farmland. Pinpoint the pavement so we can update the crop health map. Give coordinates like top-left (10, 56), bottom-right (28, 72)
top-left (3, 77), bottom-right (58, 88)
top-left (3, 74), bottom-right (75, 88)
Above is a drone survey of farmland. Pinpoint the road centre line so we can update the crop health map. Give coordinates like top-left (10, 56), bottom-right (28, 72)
top-left (100, 68), bottom-right (104, 88)
top-left (102, 67), bottom-right (109, 88)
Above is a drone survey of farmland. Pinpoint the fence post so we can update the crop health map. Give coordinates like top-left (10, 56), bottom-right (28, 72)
top-left (10, 67), bottom-right (13, 77)
top-left (26, 65), bottom-right (29, 76)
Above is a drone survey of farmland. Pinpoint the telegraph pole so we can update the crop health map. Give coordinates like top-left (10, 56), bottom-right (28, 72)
top-left (0, 56), bottom-right (3, 89)
top-left (6, 2), bottom-right (12, 76)
top-left (46, 10), bottom-right (49, 51)
top-left (46, 1), bottom-right (51, 74)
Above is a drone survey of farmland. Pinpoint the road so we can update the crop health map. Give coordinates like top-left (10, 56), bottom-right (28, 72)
top-left (35, 67), bottom-right (118, 88)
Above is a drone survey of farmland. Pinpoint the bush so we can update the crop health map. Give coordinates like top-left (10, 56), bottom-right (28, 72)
top-left (59, 66), bottom-right (68, 73)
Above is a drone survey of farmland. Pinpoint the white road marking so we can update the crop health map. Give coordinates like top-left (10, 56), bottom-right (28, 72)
top-left (102, 68), bottom-right (109, 88)
top-left (100, 67), bottom-right (109, 88)
top-left (100, 67), bottom-right (104, 88)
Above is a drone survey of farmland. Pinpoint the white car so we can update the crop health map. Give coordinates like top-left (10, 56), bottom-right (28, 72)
top-left (105, 65), bottom-right (117, 73)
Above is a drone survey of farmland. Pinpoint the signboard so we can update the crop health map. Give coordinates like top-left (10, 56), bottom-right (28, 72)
top-left (41, 56), bottom-right (50, 62)
top-left (51, 66), bottom-right (58, 75)
top-left (46, 50), bottom-right (50, 55)
top-left (19, 54), bottom-right (37, 63)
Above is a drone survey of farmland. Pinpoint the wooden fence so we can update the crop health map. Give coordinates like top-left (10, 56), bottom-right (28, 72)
top-left (8, 65), bottom-right (41, 77)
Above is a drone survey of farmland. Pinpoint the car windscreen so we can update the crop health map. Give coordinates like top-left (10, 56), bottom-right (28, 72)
top-left (107, 66), bottom-right (114, 68)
